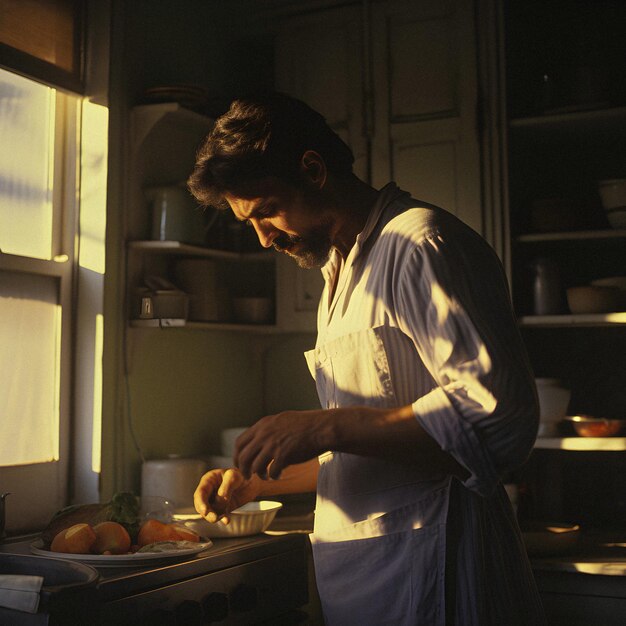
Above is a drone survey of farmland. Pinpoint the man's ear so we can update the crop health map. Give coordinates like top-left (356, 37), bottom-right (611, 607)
top-left (300, 150), bottom-right (327, 189)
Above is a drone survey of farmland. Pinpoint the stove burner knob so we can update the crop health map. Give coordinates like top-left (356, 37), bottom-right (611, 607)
top-left (202, 592), bottom-right (229, 621)
top-left (230, 583), bottom-right (258, 612)
top-left (175, 600), bottom-right (203, 625)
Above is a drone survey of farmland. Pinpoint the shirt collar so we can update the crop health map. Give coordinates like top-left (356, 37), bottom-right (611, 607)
top-left (321, 182), bottom-right (409, 281)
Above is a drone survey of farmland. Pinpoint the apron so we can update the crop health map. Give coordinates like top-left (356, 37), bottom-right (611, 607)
top-left (305, 326), bottom-right (451, 626)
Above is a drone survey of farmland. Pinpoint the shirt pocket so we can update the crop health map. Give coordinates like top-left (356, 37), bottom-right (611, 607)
top-left (306, 325), bottom-right (400, 410)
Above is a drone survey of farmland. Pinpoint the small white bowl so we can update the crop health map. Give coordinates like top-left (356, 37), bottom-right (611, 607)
top-left (598, 178), bottom-right (626, 210)
top-left (591, 276), bottom-right (626, 290)
top-left (566, 285), bottom-right (622, 314)
top-left (173, 501), bottom-right (283, 538)
top-left (220, 427), bottom-right (248, 458)
top-left (605, 207), bottom-right (626, 229)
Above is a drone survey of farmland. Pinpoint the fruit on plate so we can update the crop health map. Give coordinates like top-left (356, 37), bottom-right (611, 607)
top-left (136, 519), bottom-right (179, 547)
top-left (92, 521), bottom-right (132, 555)
top-left (41, 491), bottom-right (141, 548)
top-left (170, 524), bottom-right (200, 542)
top-left (50, 523), bottom-right (97, 554)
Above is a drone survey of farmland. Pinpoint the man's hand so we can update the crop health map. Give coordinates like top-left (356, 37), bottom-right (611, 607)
top-left (234, 405), bottom-right (468, 482)
top-left (234, 410), bottom-right (332, 480)
top-left (193, 468), bottom-right (260, 524)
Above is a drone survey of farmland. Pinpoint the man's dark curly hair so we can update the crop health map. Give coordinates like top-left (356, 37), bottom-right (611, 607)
top-left (187, 92), bottom-right (355, 208)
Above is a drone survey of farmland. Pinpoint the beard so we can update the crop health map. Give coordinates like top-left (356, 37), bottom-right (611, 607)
top-left (273, 228), bottom-right (332, 269)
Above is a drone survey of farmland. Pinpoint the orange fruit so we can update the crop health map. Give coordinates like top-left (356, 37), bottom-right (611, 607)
top-left (92, 521), bottom-right (131, 554)
top-left (50, 523), bottom-right (97, 554)
top-left (136, 519), bottom-right (178, 547)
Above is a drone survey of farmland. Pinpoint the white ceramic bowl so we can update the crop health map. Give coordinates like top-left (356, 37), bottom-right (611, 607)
top-left (172, 501), bottom-right (283, 538)
top-left (591, 276), bottom-right (626, 290)
top-left (598, 178), bottom-right (626, 210)
top-left (566, 285), bottom-right (622, 314)
top-left (535, 378), bottom-right (570, 437)
top-left (605, 208), bottom-right (626, 229)
top-left (220, 427), bottom-right (248, 458)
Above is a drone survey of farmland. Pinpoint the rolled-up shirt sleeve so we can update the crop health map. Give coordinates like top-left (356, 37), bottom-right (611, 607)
top-left (396, 230), bottom-right (539, 497)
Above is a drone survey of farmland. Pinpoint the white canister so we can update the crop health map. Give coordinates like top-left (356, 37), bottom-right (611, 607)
top-left (147, 186), bottom-right (214, 245)
top-left (535, 378), bottom-right (571, 437)
top-left (141, 457), bottom-right (209, 509)
top-left (220, 427), bottom-right (248, 458)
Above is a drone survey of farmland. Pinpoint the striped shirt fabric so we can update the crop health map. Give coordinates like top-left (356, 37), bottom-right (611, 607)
top-left (305, 183), bottom-right (547, 625)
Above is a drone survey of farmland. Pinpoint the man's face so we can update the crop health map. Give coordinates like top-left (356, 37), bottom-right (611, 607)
top-left (224, 177), bottom-right (334, 269)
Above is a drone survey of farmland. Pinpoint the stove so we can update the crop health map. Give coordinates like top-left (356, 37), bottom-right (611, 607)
top-left (1, 532), bottom-right (309, 625)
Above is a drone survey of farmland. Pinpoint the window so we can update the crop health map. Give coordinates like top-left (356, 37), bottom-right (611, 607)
top-left (0, 66), bottom-right (107, 532)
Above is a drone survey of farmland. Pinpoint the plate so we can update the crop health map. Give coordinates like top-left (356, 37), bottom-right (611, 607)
top-left (30, 539), bottom-right (213, 568)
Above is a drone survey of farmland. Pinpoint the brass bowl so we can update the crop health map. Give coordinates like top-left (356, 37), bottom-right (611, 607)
top-left (564, 415), bottom-right (625, 437)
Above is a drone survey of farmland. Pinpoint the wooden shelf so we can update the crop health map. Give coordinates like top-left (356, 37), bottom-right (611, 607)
top-left (535, 437), bottom-right (626, 451)
top-left (516, 229), bottom-right (626, 243)
top-left (130, 319), bottom-right (279, 333)
top-left (128, 240), bottom-right (273, 262)
top-left (509, 105), bottom-right (626, 136)
top-left (519, 313), bottom-right (626, 327)
top-left (130, 318), bottom-right (186, 328)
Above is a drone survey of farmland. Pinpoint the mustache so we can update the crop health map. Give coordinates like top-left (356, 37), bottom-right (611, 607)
top-left (272, 233), bottom-right (303, 252)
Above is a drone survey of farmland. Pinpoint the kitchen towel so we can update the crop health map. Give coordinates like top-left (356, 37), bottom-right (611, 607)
top-left (0, 574), bottom-right (43, 613)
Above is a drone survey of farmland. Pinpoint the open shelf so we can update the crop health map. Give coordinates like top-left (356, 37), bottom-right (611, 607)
top-left (535, 437), bottom-right (626, 452)
top-left (128, 240), bottom-right (273, 262)
top-left (516, 229), bottom-right (626, 243)
top-left (130, 319), bottom-right (279, 333)
top-left (519, 313), bottom-right (626, 328)
top-left (509, 105), bottom-right (626, 135)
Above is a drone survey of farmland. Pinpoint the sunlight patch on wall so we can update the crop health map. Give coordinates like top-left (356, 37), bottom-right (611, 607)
top-left (79, 100), bottom-right (108, 275)
top-left (91, 313), bottom-right (103, 473)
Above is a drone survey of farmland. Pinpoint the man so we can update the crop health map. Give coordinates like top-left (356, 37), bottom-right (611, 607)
top-left (188, 92), bottom-right (546, 625)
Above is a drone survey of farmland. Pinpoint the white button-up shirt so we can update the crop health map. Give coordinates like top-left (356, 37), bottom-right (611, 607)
top-left (304, 183), bottom-right (545, 625)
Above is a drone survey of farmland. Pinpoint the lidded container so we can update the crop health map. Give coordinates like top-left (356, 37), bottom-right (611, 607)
top-left (530, 257), bottom-right (563, 315)
top-left (147, 186), bottom-right (214, 245)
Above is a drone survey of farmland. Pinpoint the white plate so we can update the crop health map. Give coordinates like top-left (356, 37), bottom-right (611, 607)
top-left (30, 539), bottom-right (213, 568)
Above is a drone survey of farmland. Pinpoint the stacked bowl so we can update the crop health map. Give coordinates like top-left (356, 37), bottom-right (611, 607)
top-left (598, 178), bottom-right (626, 229)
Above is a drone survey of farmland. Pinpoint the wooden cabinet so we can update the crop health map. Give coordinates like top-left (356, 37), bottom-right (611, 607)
top-left (503, 0), bottom-right (626, 324)
top-left (274, 0), bottom-right (482, 228)
top-left (500, 1), bottom-right (626, 542)
top-left (501, 1), bottom-right (626, 430)
top-left (272, 0), bottom-right (484, 332)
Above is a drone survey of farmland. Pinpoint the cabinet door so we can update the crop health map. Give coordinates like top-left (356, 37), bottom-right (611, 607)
top-left (273, 0), bottom-right (483, 332)
top-left (371, 0), bottom-right (483, 234)
top-left (274, 5), bottom-right (363, 332)
top-left (274, 4), bottom-right (366, 179)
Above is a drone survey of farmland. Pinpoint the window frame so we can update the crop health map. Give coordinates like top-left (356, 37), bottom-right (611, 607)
top-left (0, 0), bottom-right (86, 94)
top-left (0, 87), bottom-right (80, 532)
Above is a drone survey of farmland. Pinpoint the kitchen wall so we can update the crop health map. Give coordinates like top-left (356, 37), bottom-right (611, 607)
top-left (101, 0), bottom-right (320, 498)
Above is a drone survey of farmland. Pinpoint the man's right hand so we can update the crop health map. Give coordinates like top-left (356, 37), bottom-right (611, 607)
top-left (193, 468), bottom-right (261, 524)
